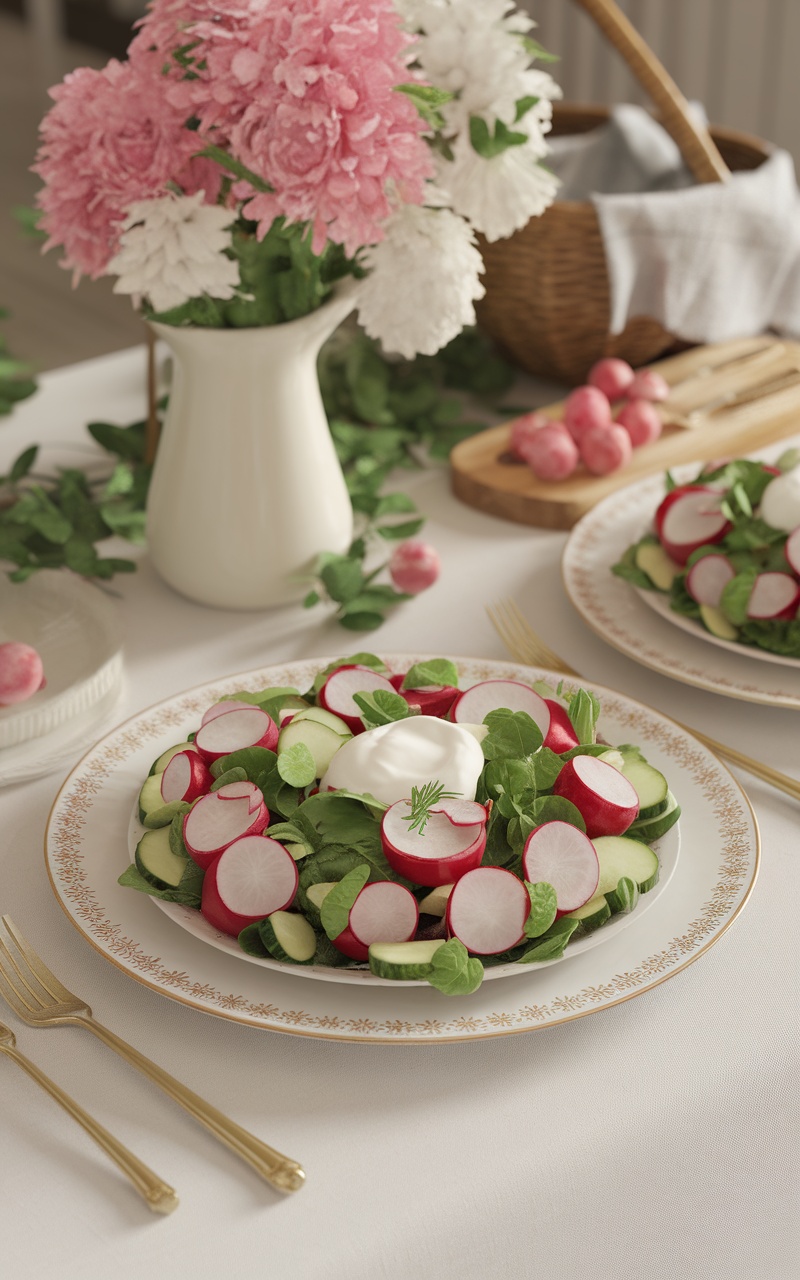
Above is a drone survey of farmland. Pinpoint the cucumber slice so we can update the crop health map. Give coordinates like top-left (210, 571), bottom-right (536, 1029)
top-left (368, 939), bottom-right (447, 980)
top-left (700, 604), bottom-right (738, 640)
top-left (635, 542), bottom-right (679, 591)
top-left (629, 791), bottom-right (681, 842)
top-left (593, 835), bottom-right (660, 895)
top-left (417, 884), bottom-right (454, 918)
top-left (565, 894), bottom-right (611, 933)
top-left (290, 707), bottom-right (352, 736)
top-left (138, 771), bottom-right (165, 822)
top-left (135, 827), bottom-right (189, 889)
top-left (620, 758), bottom-right (669, 820)
top-left (258, 912), bottom-right (317, 964)
top-left (149, 741), bottom-right (196, 776)
top-left (278, 718), bottom-right (350, 778)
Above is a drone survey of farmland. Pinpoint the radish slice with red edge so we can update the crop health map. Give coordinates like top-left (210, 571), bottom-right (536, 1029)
top-left (785, 527), bottom-right (800, 577)
top-left (318, 665), bottom-right (398, 733)
top-left (381, 798), bottom-right (487, 886)
top-left (655, 486), bottom-right (731, 565)
top-left (746, 572), bottom-right (800, 620)
top-left (685, 554), bottom-right (735, 607)
top-left (445, 867), bottom-right (529, 955)
top-left (348, 882), bottom-right (419, 948)
top-left (194, 706), bottom-right (278, 762)
top-left (542, 700), bottom-right (579, 752)
top-left (552, 755), bottom-right (639, 839)
top-left (160, 750), bottom-right (212, 804)
top-left (182, 782), bottom-right (268, 868)
top-left (200, 834), bottom-right (298, 937)
top-left (200, 699), bottom-right (248, 726)
top-left (521, 821), bottom-right (599, 914)
top-left (397, 684), bottom-right (459, 717)
top-left (450, 680), bottom-right (550, 739)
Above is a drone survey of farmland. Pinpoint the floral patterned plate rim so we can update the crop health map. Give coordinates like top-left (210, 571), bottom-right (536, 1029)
top-left (562, 471), bottom-right (800, 708)
top-left (634, 586), bottom-right (800, 669)
top-left (44, 655), bottom-right (759, 1043)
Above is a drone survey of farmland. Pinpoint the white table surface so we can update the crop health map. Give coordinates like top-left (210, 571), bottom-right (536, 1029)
top-left (1, 348), bottom-right (797, 1280)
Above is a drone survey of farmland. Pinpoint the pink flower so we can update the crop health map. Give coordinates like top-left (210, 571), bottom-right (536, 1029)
top-left (134, 0), bottom-right (433, 254)
top-left (33, 57), bottom-right (219, 280)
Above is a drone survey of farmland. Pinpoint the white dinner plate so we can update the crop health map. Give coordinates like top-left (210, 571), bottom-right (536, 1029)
top-left (45, 655), bottom-right (759, 1043)
top-left (562, 473), bottom-right (800, 707)
top-left (0, 570), bottom-right (123, 749)
top-left (633, 586), bottom-right (800, 669)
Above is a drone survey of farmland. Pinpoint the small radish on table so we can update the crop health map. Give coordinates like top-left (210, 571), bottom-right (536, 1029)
top-left (616, 399), bottom-right (662, 448)
top-left (580, 423), bottom-right (633, 476)
top-left (562, 385), bottom-right (612, 443)
top-left (0, 641), bottom-right (45, 706)
top-left (517, 421), bottom-right (579, 481)
top-left (588, 357), bottom-right (635, 401)
top-left (388, 540), bottom-right (440, 595)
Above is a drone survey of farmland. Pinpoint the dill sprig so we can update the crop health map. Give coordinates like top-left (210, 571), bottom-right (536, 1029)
top-left (402, 779), bottom-right (459, 836)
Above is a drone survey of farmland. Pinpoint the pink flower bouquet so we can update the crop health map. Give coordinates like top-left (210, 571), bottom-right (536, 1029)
top-left (34, 0), bottom-right (561, 358)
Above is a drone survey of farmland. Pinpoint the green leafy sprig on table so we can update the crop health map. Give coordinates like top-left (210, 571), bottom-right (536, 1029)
top-left (0, 309), bottom-right (37, 417)
top-left (0, 328), bottom-right (519, 624)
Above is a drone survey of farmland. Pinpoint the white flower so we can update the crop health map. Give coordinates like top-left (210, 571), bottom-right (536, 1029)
top-left (356, 200), bottom-right (485, 358)
top-left (108, 192), bottom-right (241, 313)
top-left (440, 133), bottom-right (559, 241)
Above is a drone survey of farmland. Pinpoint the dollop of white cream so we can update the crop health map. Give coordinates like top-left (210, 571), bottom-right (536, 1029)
top-left (760, 470), bottom-right (800, 533)
top-left (320, 717), bottom-right (486, 807)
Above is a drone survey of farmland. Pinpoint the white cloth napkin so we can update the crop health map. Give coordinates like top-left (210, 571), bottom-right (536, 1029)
top-left (547, 104), bottom-right (800, 344)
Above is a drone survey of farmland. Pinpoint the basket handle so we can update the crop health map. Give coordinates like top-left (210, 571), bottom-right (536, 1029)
top-left (570, 0), bottom-right (730, 183)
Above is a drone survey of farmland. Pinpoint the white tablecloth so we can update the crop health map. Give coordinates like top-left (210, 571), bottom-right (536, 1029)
top-left (1, 350), bottom-right (797, 1280)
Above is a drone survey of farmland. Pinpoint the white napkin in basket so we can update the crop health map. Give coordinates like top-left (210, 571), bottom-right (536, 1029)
top-left (547, 104), bottom-right (800, 344)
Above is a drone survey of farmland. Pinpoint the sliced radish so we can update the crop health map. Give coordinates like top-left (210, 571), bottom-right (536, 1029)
top-left (0, 641), bottom-right (45, 706)
top-left (182, 781), bottom-right (268, 868)
top-left (552, 755), bottom-right (639, 839)
top-left (784, 527), bottom-right (800, 577)
top-left (381, 798), bottom-right (487, 886)
top-left (194, 706), bottom-right (278, 763)
top-left (200, 699), bottom-right (249, 725)
top-left (450, 680), bottom-right (551, 740)
top-left (655, 486), bottom-right (731, 566)
top-left (200, 834), bottom-right (298, 937)
top-left (349, 882), bottom-right (419, 948)
top-left (445, 867), bottom-right (529, 956)
top-left (746, 572), bottom-right (800, 620)
top-left (318, 665), bottom-right (398, 733)
top-left (542, 700), bottom-right (579, 753)
top-left (685, 554), bottom-right (736, 608)
top-left (759, 470), bottom-right (800, 532)
top-left (397, 684), bottom-right (459, 718)
top-left (160, 750), bottom-right (212, 804)
top-left (521, 821), bottom-right (599, 914)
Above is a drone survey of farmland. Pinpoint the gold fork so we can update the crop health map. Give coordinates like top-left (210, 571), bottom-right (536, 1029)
top-left (0, 1018), bottom-right (178, 1213)
top-left (487, 599), bottom-right (800, 803)
top-left (0, 916), bottom-right (305, 1194)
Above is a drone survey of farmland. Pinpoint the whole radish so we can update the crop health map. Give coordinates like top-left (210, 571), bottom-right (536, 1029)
top-left (616, 398), bottom-right (663, 448)
top-left (517, 421), bottom-right (579, 481)
top-left (562, 385), bottom-right (612, 443)
top-left (626, 369), bottom-right (670, 402)
top-left (0, 642), bottom-right (45, 706)
top-left (588, 357), bottom-right (635, 401)
top-left (509, 411), bottom-right (549, 461)
top-left (389, 540), bottom-right (440, 594)
top-left (580, 423), bottom-right (633, 476)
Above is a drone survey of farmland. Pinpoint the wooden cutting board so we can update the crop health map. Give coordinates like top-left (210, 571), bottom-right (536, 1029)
top-left (450, 337), bottom-right (800, 530)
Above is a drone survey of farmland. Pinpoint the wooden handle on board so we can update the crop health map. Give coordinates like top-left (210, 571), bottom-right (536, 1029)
top-left (570, 0), bottom-right (730, 183)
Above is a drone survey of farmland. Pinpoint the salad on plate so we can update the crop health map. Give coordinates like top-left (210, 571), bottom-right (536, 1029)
top-left (120, 653), bottom-right (679, 997)
top-left (612, 452), bottom-right (800, 660)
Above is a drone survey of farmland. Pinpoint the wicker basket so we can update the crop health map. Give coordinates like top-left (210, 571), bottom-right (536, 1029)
top-left (474, 0), bottom-right (773, 386)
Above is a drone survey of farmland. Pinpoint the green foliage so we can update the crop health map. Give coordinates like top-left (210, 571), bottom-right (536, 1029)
top-left (0, 309), bottom-right (37, 416)
top-left (0, 326), bottom-right (519, 622)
